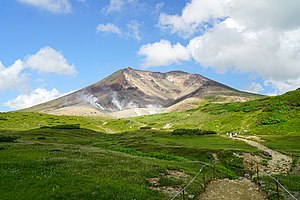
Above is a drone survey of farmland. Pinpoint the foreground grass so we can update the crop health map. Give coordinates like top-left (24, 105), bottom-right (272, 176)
top-left (0, 143), bottom-right (163, 199)
top-left (0, 126), bottom-right (257, 200)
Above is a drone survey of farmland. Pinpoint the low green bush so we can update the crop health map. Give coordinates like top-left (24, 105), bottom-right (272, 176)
top-left (158, 176), bottom-right (184, 187)
top-left (40, 124), bottom-right (81, 129)
top-left (0, 117), bottom-right (8, 120)
top-left (0, 136), bottom-right (18, 142)
top-left (172, 129), bottom-right (217, 135)
top-left (140, 126), bottom-right (152, 130)
top-left (260, 114), bottom-right (287, 125)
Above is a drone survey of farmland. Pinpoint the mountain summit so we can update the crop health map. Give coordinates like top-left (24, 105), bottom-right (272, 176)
top-left (23, 68), bottom-right (260, 117)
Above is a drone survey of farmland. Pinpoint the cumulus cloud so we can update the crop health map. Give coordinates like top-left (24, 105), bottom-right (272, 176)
top-left (24, 46), bottom-right (77, 76)
top-left (17, 0), bottom-right (72, 14)
top-left (0, 60), bottom-right (28, 91)
top-left (138, 40), bottom-right (190, 67)
top-left (159, 0), bottom-right (300, 38)
top-left (187, 24), bottom-right (300, 79)
top-left (3, 88), bottom-right (65, 110)
top-left (0, 46), bottom-right (76, 95)
top-left (96, 23), bottom-right (122, 36)
top-left (146, 0), bottom-right (300, 93)
top-left (159, 0), bottom-right (227, 38)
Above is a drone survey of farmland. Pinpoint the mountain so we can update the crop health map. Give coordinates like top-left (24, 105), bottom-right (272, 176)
top-left (22, 68), bottom-right (262, 117)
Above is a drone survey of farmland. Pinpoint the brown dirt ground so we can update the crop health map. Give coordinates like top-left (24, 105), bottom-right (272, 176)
top-left (198, 178), bottom-right (267, 200)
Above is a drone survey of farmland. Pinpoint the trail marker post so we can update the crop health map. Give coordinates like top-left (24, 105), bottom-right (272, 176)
top-left (276, 178), bottom-right (280, 200)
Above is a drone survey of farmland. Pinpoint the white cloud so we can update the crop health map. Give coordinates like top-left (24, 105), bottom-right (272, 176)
top-left (0, 60), bottom-right (28, 91)
top-left (265, 78), bottom-right (300, 95)
top-left (159, 0), bottom-right (300, 38)
top-left (101, 0), bottom-right (125, 13)
top-left (154, 2), bottom-right (164, 14)
top-left (187, 25), bottom-right (300, 79)
top-left (17, 0), bottom-right (72, 13)
top-left (24, 46), bottom-right (77, 76)
top-left (96, 23), bottom-right (122, 36)
top-left (126, 21), bottom-right (141, 41)
top-left (97, 22), bottom-right (141, 41)
top-left (159, 0), bottom-right (227, 38)
top-left (0, 46), bottom-right (76, 92)
top-left (138, 40), bottom-right (190, 67)
top-left (101, 0), bottom-right (140, 14)
top-left (246, 82), bottom-right (263, 93)
top-left (151, 0), bottom-right (300, 94)
top-left (3, 88), bottom-right (65, 110)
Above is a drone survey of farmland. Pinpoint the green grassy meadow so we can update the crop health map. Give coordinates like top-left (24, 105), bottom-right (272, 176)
top-left (0, 89), bottom-right (299, 199)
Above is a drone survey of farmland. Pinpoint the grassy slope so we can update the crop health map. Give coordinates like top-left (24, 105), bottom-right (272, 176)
top-left (0, 128), bottom-right (256, 199)
top-left (107, 89), bottom-right (300, 154)
top-left (0, 89), bottom-right (299, 199)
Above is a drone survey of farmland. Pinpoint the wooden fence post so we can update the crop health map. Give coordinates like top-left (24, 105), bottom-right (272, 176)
top-left (182, 189), bottom-right (185, 200)
top-left (276, 178), bottom-right (280, 200)
top-left (213, 163), bottom-right (215, 179)
top-left (256, 165), bottom-right (259, 184)
top-left (203, 170), bottom-right (206, 185)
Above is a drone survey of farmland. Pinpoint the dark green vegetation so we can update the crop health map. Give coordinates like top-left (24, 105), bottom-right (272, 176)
top-left (0, 89), bottom-right (299, 199)
top-left (172, 129), bottom-right (217, 135)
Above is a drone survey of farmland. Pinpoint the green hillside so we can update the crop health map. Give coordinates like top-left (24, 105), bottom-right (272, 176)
top-left (0, 89), bottom-right (299, 199)
top-left (126, 88), bottom-right (300, 134)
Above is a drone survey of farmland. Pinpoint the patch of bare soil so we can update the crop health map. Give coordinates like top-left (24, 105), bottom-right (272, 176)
top-left (198, 178), bottom-right (267, 200)
top-left (167, 170), bottom-right (189, 179)
top-left (44, 106), bottom-right (104, 116)
top-left (163, 123), bottom-right (173, 129)
top-left (107, 107), bottom-right (162, 118)
top-left (147, 170), bottom-right (189, 197)
top-left (242, 153), bottom-right (265, 174)
top-left (163, 98), bottom-right (203, 113)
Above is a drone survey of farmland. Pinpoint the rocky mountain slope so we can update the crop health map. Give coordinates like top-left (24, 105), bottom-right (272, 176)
top-left (22, 68), bottom-right (261, 117)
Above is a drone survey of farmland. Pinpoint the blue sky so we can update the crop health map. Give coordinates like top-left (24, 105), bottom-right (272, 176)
top-left (1, 0), bottom-right (300, 111)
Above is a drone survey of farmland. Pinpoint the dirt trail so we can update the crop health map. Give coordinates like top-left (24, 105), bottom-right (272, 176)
top-left (198, 178), bottom-right (267, 200)
top-left (198, 136), bottom-right (293, 200)
top-left (234, 136), bottom-right (292, 175)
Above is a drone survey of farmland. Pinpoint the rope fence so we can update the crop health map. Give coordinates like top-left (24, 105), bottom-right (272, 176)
top-left (170, 160), bottom-right (298, 200)
top-left (264, 172), bottom-right (298, 200)
top-left (170, 164), bottom-right (206, 200)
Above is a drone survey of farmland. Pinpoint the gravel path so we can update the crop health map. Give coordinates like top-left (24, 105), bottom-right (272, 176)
top-left (197, 136), bottom-right (293, 200)
top-left (234, 137), bottom-right (292, 175)
top-left (198, 178), bottom-right (267, 200)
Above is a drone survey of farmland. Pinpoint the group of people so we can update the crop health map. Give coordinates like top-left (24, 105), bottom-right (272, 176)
top-left (226, 132), bottom-right (239, 138)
